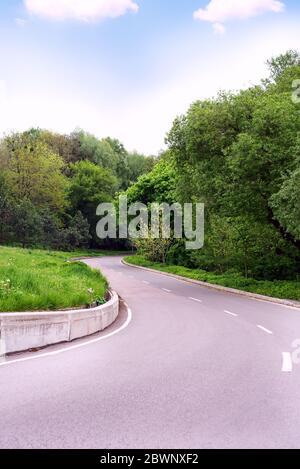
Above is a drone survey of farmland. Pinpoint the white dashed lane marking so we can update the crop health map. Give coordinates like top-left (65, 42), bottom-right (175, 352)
top-left (224, 310), bottom-right (238, 317)
top-left (189, 297), bottom-right (203, 303)
top-left (257, 325), bottom-right (273, 335)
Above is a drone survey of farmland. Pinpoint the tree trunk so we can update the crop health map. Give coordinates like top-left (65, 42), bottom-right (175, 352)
top-left (267, 207), bottom-right (300, 250)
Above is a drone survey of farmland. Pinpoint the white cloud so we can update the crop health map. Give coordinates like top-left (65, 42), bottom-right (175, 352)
top-left (24, 0), bottom-right (139, 22)
top-left (1, 14), bottom-right (299, 154)
top-left (194, 0), bottom-right (285, 33)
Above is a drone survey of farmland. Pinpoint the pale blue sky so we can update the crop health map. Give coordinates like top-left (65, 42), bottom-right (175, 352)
top-left (0, 0), bottom-right (299, 154)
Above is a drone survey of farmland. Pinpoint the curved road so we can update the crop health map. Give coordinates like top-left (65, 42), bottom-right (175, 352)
top-left (1, 256), bottom-right (300, 449)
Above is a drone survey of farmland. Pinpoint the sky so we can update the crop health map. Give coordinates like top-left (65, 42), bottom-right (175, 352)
top-left (0, 0), bottom-right (300, 155)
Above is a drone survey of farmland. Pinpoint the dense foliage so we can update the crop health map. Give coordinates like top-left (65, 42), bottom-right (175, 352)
top-left (127, 51), bottom-right (300, 282)
top-left (0, 128), bottom-right (155, 250)
top-left (1, 51), bottom-right (299, 288)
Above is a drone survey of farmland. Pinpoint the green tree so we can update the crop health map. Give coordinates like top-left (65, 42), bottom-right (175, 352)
top-left (271, 166), bottom-right (300, 243)
top-left (10, 199), bottom-right (43, 248)
top-left (1, 133), bottom-right (68, 213)
top-left (79, 132), bottom-right (119, 172)
top-left (165, 52), bottom-right (300, 279)
top-left (63, 211), bottom-right (91, 250)
top-left (266, 50), bottom-right (300, 83)
top-left (68, 160), bottom-right (117, 245)
top-left (126, 154), bottom-right (177, 206)
top-left (127, 152), bottom-right (155, 185)
top-left (0, 174), bottom-right (12, 244)
top-left (39, 129), bottom-right (83, 164)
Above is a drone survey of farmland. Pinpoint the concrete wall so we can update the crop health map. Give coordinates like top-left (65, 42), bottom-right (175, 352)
top-left (0, 291), bottom-right (119, 354)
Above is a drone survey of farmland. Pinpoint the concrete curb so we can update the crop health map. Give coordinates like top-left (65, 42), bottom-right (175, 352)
top-left (0, 290), bottom-right (119, 354)
top-left (122, 259), bottom-right (300, 309)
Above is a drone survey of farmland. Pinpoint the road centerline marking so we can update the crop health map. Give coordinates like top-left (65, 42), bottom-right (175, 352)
top-left (257, 325), bottom-right (273, 335)
top-left (224, 310), bottom-right (238, 317)
top-left (189, 297), bottom-right (203, 303)
top-left (162, 288), bottom-right (172, 293)
top-left (142, 281), bottom-right (150, 285)
top-left (282, 352), bottom-right (293, 373)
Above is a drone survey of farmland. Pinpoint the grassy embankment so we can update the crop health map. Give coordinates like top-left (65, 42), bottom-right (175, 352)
top-left (0, 246), bottom-right (123, 312)
top-left (125, 255), bottom-right (300, 302)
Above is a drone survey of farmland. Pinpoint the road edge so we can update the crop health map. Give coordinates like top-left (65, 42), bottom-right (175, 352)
top-left (0, 300), bottom-right (132, 367)
top-left (122, 258), bottom-right (300, 310)
top-left (0, 290), bottom-right (120, 355)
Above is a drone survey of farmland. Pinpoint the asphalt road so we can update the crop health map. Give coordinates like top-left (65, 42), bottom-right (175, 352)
top-left (1, 256), bottom-right (300, 449)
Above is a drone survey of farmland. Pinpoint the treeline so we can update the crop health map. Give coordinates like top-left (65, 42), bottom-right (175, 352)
top-left (0, 129), bottom-right (155, 250)
top-left (126, 51), bottom-right (300, 281)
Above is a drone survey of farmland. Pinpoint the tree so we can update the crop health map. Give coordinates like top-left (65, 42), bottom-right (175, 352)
top-left (63, 211), bottom-right (91, 250)
top-left (164, 52), bottom-right (300, 279)
top-left (134, 234), bottom-right (172, 264)
top-left (38, 129), bottom-right (83, 164)
top-left (127, 152), bottom-right (155, 185)
top-left (39, 210), bottom-right (65, 249)
top-left (68, 160), bottom-right (117, 246)
top-left (0, 127), bottom-right (155, 250)
top-left (10, 199), bottom-right (43, 248)
top-left (0, 174), bottom-right (12, 244)
top-left (271, 166), bottom-right (300, 242)
top-left (126, 154), bottom-right (177, 206)
top-left (104, 137), bottom-right (129, 189)
top-left (266, 50), bottom-right (300, 83)
top-left (79, 132), bottom-right (119, 172)
top-left (1, 132), bottom-right (68, 213)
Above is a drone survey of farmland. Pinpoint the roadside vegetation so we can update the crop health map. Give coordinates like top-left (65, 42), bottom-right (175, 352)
top-left (126, 256), bottom-right (300, 302)
top-left (0, 130), bottom-right (155, 251)
top-left (125, 51), bottom-right (300, 298)
top-left (0, 51), bottom-right (299, 306)
top-left (0, 246), bottom-right (109, 312)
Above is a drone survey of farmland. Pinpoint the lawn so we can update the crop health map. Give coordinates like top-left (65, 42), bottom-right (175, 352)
top-left (125, 255), bottom-right (300, 302)
top-left (0, 246), bottom-right (114, 312)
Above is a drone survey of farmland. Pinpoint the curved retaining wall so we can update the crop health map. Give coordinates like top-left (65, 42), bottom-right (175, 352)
top-left (0, 291), bottom-right (119, 355)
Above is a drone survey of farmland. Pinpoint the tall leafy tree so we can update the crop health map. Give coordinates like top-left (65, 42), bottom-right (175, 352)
top-left (68, 160), bottom-right (117, 245)
top-left (1, 132), bottom-right (68, 213)
top-left (132, 51), bottom-right (300, 279)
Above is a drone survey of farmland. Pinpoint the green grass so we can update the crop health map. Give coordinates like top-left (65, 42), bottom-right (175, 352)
top-left (0, 246), bottom-right (112, 312)
top-left (126, 255), bottom-right (300, 302)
